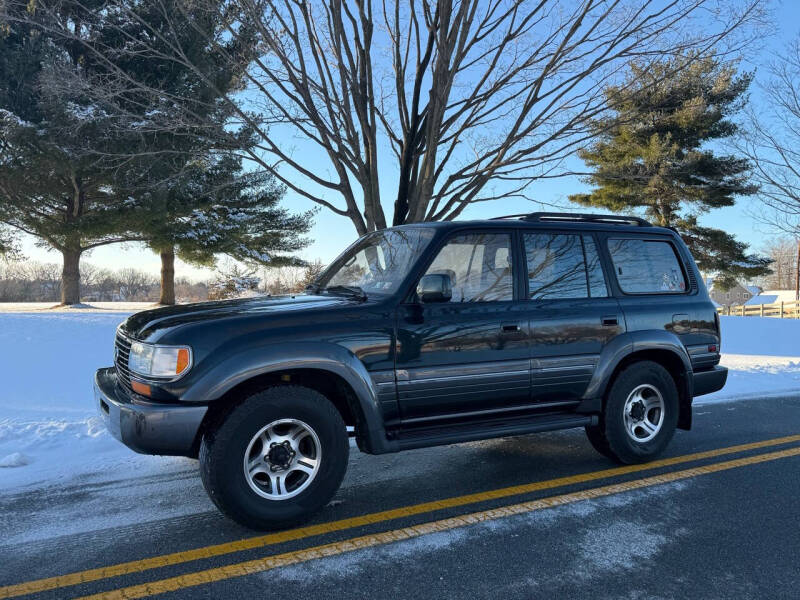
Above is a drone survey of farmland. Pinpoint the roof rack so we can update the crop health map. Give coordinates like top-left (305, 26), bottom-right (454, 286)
top-left (522, 212), bottom-right (652, 227)
top-left (489, 214), bottom-right (530, 220)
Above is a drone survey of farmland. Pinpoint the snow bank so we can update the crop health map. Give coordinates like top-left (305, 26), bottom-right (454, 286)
top-left (0, 311), bottom-right (189, 489)
top-left (0, 312), bottom-right (798, 491)
top-left (695, 316), bottom-right (800, 404)
top-left (717, 315), bottom-right (800, 356)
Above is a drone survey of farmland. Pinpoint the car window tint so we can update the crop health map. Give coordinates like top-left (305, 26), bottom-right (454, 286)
top-left (583, 235), bottom-right (608, 298)
top-left (524, 233), bottom-right (590, 299)
top-left (607, 238), bottom-right (687, 293)
top-left (425, 233), bottom-right (513, 302)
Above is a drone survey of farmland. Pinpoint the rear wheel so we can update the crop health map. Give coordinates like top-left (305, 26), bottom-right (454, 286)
top-left (585, 361), bottom-right (679, 464)
top-left (199, 385), bottom-right (349, 530)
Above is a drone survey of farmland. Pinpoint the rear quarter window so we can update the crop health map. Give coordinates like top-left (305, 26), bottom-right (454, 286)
top-left (607, 238), bottom-right (687, 294)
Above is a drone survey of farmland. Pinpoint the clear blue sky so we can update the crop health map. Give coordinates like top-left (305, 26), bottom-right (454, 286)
top-left (18, 1), bottom-right (800, 281)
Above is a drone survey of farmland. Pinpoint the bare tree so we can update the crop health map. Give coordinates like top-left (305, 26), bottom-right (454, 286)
top-left (753, 237), bottom-right (797, 290)
top-left (118, 268), bottom-right (157, 300)
top-left (24, 0), bottom-right (765, 237)
top-left (739, 36), bottom-right (800, 237)
top-left (79, 262), bottom-right (101, 289)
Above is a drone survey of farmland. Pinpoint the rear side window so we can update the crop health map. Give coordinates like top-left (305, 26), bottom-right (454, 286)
top-left (607, 238), bottom-right (687, 294)
top-left (524, 233), bottom-right (608, 299)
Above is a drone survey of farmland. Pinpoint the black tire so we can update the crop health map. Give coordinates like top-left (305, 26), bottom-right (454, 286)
top-left (199, 385), bottom-right (349, 530)
top-left (584, 421), bottom-right (615, 460)
top-left (586, 361), bottom-right (679, 464)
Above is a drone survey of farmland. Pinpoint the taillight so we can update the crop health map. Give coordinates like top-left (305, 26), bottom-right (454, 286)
top-left (713, 312), bottom-right (721, 352)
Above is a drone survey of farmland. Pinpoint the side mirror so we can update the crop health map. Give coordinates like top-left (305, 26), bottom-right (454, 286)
top-left (417, 274), bottom-right (452, 303)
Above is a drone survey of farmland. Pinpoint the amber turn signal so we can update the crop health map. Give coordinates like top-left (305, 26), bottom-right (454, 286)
top-left (175, 348), bottom-right (190, 375)
top-left (131, 380), bottom-right (152, 396)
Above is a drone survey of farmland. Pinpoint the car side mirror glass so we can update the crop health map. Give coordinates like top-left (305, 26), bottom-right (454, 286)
top-left (417, 274), bottom-right (452, 303)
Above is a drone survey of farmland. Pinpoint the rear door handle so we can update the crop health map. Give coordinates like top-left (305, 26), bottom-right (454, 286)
top-left (602, 316), bottom-right (618, 326)
top-left (501, 323), bottom-right (521, 333)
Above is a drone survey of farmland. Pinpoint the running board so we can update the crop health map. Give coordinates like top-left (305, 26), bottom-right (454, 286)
top-left (391, 412), bottom-right (597, 452)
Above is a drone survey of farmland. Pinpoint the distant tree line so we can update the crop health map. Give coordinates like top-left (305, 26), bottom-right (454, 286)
top-left (0, 260), bottom-right (209, 302)
top-left (0, 257), bottom-right (329, 302)
top-left (209, 260), bottom-right (326, 300)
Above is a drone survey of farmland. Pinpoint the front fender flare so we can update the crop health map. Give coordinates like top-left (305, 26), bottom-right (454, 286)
top-left (181, 342), bottom-right (390, 453)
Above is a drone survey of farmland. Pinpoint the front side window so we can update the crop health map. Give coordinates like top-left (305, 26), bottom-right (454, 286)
top-left (524, 233), bottom-right (608, 299)
top-left (423, 232), bottom-right (514, 302)
top-left (607, 238), bottom-right (687, 294)
top-left (317, 227), bottom-right (435, 296)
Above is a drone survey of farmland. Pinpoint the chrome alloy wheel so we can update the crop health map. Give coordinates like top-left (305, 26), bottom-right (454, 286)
top-left (623, 384), bottom-right (665, 443)
top-left (244, 419), bottom-right (321, 500)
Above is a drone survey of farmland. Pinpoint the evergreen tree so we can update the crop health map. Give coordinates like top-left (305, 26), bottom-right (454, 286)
top-left (62, 0), bottom-right (290, 304)
top-left (1, 1), bottom-right (312, 304)
top-left (569, 55), bottom-right (770, 289)
top-left (0, 17), bottom-right (145, 304)
top-left (138, 157), bottom-right (311, 304)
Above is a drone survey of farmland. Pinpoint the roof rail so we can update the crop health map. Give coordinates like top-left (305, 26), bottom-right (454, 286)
top-left (489, 214), bottom-right (530, 220)
top-left (522, 212), bottom-right (652, 227)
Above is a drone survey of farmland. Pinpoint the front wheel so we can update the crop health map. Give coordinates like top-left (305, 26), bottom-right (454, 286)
top-left (199, 385), bottom-right (349, 530)
top-left (586, 361), bottom-right (679, 464)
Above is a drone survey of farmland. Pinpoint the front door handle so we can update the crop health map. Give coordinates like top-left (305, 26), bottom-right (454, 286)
top-left (501, 323), bottom-right (521, 333)
top-left (602, 316), bottom-right (618, 326)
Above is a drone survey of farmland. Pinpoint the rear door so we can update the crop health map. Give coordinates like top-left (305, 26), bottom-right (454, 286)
top-left (604, 234), bottom-right (710, 365)
top-left (522, 231), bottom-right (624, 401)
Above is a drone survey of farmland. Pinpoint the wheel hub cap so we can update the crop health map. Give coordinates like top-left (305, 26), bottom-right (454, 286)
top-left (629, 400), bottom-right (646, 422)
top-left (623, 384), bottom-right (665, 443)
top-left (243, 418), bottom-right (321, 501)
top-left (267, 442), bottom-right (295, 470)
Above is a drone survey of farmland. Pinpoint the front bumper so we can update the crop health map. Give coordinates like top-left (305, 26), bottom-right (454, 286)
top-left (692, 365), bottom-right (728, 397)
top-left (94, 367), bottom-right (207, 456)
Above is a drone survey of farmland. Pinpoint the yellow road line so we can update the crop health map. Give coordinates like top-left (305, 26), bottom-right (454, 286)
top-left (78, 445), bottom-right (800, 600)
top-left (2, 434), bottom-right (799, 599)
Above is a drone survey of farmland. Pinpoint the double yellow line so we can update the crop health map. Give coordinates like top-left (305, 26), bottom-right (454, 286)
top-left (3, 434), bottom-right (800, 600)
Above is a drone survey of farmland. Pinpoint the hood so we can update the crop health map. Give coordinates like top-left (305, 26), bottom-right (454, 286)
top-left (120, 294), bottom-right (363, 341)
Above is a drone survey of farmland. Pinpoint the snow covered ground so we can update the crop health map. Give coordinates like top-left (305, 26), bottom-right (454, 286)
top-left (698, 316), bottom-right (800, 404)
top-left (0, 301), bottom-right (155, 313)
top-left (0, 310), bottom-right (798, 491)
top-left (0, 309), bottom-right (193, 490)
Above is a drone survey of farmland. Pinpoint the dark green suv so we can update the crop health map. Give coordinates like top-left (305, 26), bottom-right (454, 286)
top-left (95, 212), bottom-right (726, 529)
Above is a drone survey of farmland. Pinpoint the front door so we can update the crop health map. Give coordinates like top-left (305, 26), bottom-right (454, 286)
top-left (395, 230), bottom-right (531, 419)
top-left (522, 231), bottom-right (623, 401)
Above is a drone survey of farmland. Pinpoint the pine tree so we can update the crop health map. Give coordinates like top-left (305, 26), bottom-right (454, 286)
top-left (47, 0), bottom-right (313, 304)
top-left (1, 1), bottom-right (313, 304)
top-left (139, 157), bottom-right (311, 304)
top-left (0, 17), bottom-right (145, 304)
top-left (569, 55), bottom-right (771, 289)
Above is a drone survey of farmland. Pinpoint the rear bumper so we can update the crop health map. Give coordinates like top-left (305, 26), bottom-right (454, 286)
top-left (692, 366), bottom-right (728, 397)
top-left (94, 367), bottom-right (207, 456)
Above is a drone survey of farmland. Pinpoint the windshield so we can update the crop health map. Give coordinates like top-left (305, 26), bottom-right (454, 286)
top-left (314, 228), bottom-right (435, 296)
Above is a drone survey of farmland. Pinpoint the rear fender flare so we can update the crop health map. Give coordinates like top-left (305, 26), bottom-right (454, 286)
top-left (583, 330), bottom-right (693, 427)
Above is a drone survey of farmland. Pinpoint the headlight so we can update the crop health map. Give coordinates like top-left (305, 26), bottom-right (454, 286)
top-left (128, 342), bottom-right (192, 378)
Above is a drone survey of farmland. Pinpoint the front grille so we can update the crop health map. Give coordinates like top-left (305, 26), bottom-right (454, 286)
top-left (114, 331), bottom-right (133, 392)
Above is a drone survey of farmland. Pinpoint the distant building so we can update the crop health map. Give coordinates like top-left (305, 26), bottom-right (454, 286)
top-left (745, 285), bottom-right (762, 297)
top-left (707, 279), bottom-right (756, 308)
top-left (744, 290), bottom-right (799, 306)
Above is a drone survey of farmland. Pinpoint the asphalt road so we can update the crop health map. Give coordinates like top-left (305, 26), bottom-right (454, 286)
top-left (1, 395), bottom-right (799, 600)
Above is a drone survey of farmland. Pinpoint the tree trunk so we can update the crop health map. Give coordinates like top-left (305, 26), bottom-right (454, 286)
top-left (61, 247), bottom-right (81, 305)
top-left (159, 247), bottom-right (176, 305)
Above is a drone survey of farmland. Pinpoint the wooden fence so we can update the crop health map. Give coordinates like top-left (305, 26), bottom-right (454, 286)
top-left (717, 300), bottom-right (800, 318)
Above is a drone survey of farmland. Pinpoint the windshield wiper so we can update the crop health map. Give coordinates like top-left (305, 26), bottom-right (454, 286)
top-left (321, 285), bottom-right (368, 301)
